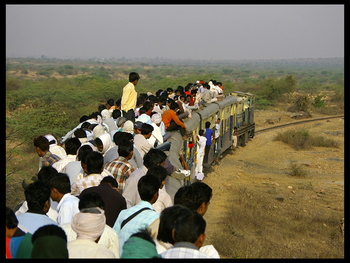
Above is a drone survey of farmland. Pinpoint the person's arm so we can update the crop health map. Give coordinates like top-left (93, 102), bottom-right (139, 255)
top-left (170, 111), bottom-right (186, 129)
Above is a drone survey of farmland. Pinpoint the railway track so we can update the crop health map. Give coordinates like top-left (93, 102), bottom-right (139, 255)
top-left (255, 115), bottom-right (344, 134)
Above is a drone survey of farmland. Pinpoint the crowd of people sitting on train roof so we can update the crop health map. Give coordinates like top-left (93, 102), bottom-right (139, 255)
top-left (6, 72), bottom-right (235, 258)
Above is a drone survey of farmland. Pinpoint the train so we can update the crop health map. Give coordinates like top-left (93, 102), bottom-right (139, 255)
top-left (164, 92), bottom-right (256, 199)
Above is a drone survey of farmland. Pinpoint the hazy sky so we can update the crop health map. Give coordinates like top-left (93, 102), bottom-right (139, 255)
top-left (6, 4), bottom-right (344, 60)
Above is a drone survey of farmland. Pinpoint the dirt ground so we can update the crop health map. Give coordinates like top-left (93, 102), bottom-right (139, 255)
top-left (201, 110), bottom-right (344, 258)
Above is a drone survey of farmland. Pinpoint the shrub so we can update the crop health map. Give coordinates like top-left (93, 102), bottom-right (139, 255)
top-left (274, 128), bottom-right (339, 150)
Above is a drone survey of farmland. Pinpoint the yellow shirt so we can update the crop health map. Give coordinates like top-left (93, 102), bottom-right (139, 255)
top-left (121, 82), bottom-right (137, 112)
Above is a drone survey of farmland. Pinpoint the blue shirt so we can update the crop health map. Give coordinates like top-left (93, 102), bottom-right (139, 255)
top-left (113, 200), bottom-right (159, 254)
top-left (205, 128), bottom-right (213, 146)
top-left (16, 212), bottom-right (58, 234)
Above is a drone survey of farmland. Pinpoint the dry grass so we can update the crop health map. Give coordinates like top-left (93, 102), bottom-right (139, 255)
top-left (274, 128), bottom-right (340, 150)
top-left (207, 185), bottom-right (344, 258)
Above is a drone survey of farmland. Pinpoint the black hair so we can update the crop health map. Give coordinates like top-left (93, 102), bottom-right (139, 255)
top-left (146, 165), bottom-right (167, 184)
top-left (25, 180), bottom-right (51, 211)
top-left (85, 151), bottom-right (104, 174)
top-left (140, 123), bottom-right (154, 135)
top-left (49, 173), bottom-right (71, 194)
top-left (76, 144), bottom-right (93, 161)
top-left (117, 140), bottom-right (134, 158)
top-left (157, 205), bottom-right (191, 244)
top-left (33, 136), bottom-right (49, 151)
top-left (169, 100), bottom-right (179, 110)
top-left (113, 131), bottom-right (133, 146)
top-left (78, 192), bottom-right (105, 211)
top-left (74, 128), bottom-right (87, 139)
top-left (173, 210), bottom-right (206, 243)
top-left (143, 149), bottom-right (167, 169)
top-left (174, 182), bottom-right (212, 212)
top-left (32, 224), bottom-right (67, 244)
top-left (137, 174), bottom-right (160, 202)
top-left (64, 137), bottom-right (81, 155)
top-left (129, 72), bottom-right (140, 82)
top-left (100, 176), bottom-right (118, 189)
top-left (37, 166), bottom-right (58, 185)
top-left (6, 207), bottom-right (18, 229)
top-left (107, 99), bottom-right (114, 107)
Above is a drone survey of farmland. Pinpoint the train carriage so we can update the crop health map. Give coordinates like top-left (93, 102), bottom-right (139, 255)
top-left (164, 92), bottom-right (255, 198)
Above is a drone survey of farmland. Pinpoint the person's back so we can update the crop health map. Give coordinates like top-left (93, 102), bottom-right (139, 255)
top-left (160, 209), bottom-right (210, 258)
top-left (68, 207), bottom-right (116, 258)
top-left (16, 181), bottom-right (58, 234)
top-left (113, 174), bottom-right (161, 255)
top-left (79, 176), bottom-right (127, 228)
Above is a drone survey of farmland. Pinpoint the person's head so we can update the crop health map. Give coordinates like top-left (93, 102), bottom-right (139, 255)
top-left (85, 151), bottom-right (104, 175)
top-left (140, 123), bottom-right (154, 139)
top-left (34, 136), bottom-right (49, 156)
top-left (49, 173), bottom-right (71, 202)
top-left (157, 205), bottom-right (191, 244)
top-left (199, 129), bottom-right (205, 136)
top-left (205, 121), bottom-right (211, 129)
top-left (174, 182), bottom-right (212, 216)
top-left (6, 207), bottom-right (18, 237)
top-left (169, 100), bottom-right (179, 111)
top-left (31, 225), bottom-right (68, 258)
top-left (64, 137), bottom-right (81, 155)
top-left (172, 209), bottom-right (206, 249)
top-left (150, 113), bottom-right (162, 126)
top-left (71, 207), bottom-right (106, 243)
top-left (118, 140), bottom-right (134, 160)
top-left (134, 121), bottom-right (143, 134)
top-left (146, 165), bottom-right (167, 189)
top-left (129, 72), bottom-right (140, 85)
top-left (112, 109), bottom-right (121, 119)
top-left (74, 128), bottom-right (87, 139)
top-left (166, 87), bottom-right (173, 94)
top-left (37, 166), bottom-right (58, 185)
top-left (137, 174), bottom-right (160, 204)
top-left (94, 133), bottom-right (112, 154)
top-left (121, 229), bottom-right (161, 259)
top-left (76, 144), bottom-right (94, 161)
top-left (114, 131), bottom-right (133, 146)
top-left (25, 180), bottom-right (51, 213)
top-left (78, 192), bottom-right (105, 211)
top-left (116, 117), bottom-right (127, 128)
top-left (107, 98), bottom-right (114, 108)
top-left (143, 148), bottom-right (167, 169)
top-left (100, 176), bottom-right (119, 191)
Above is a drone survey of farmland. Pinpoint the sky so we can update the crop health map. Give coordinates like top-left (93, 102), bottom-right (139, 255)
top-left (6, 4), bottom-right (344, 60)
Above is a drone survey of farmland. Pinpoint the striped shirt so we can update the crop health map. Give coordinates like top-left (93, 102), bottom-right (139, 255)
top-left (70, 171), bottom-right (110, 196)
top-left (104, 157), bottom-right (134, 194)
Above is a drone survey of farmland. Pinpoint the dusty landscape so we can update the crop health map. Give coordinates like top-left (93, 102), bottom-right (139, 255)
top-left (5, 108), bottom-right (344, 258)
top-left (202, 110), bottom-right (344, 258)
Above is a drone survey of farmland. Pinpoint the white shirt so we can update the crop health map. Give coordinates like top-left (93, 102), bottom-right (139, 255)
top-left (56, 193), bottom-right (80, 225)
top-left (68, 238), bottom-right (116, 258)
top-left (52, 154), bottom-right (77, 173)
top-left (61, 222), bottom-right (120, 258)
top-left (197, 136), bottom-right (207, 156)
top-left (147, 123), bottom-right (163, 147)
top-left (122, 166), bottom-right (148, 208)
top-left (134, 134), bottom-right (153, 158)
top-left (152, 187), bottom-right (173, 214)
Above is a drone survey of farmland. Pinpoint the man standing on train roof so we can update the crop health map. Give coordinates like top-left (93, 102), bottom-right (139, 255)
top-left (121, 72), bottom-right (140, 123)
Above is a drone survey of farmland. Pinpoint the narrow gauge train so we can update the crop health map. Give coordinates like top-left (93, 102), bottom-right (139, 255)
top-left (164, 92), bottom-right (255, 199)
